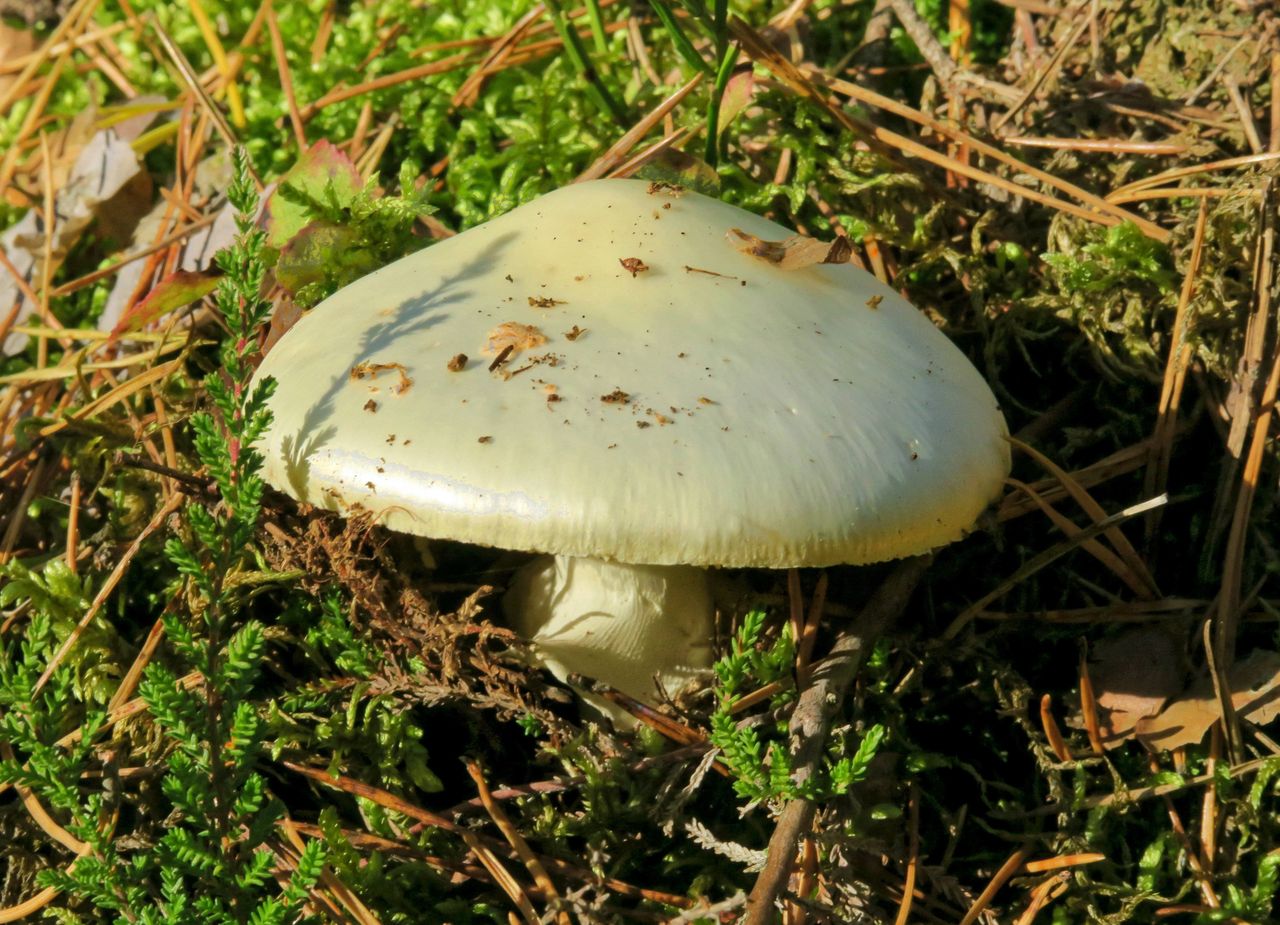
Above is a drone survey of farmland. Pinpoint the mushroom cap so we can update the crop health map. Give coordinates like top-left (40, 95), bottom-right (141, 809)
top-left (252, 179), bottom-right (1009, 568)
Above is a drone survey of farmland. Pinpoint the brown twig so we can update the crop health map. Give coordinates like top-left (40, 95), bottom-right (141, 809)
top-left (742, 555), bottom-right (931, 924)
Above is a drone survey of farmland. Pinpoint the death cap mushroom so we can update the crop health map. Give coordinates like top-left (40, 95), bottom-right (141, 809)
top-left (251, 178), bottom-right (1009, 715)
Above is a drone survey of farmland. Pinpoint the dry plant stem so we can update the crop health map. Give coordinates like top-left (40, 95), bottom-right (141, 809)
top-left (993, 3), bottom-right (1091, 132)
top-left (465, 760), bottom-right (570, 925)
top-left (743, 555), bottom-right (931, 925)
top-left (958, 846), bottom-right (1030, 925)
top-left (1144, 199), bottom-right (1209, 548)
top-left (886, 0), bottom-right (1016, 103)
top-left (892, 784), bottom-right (920, 925)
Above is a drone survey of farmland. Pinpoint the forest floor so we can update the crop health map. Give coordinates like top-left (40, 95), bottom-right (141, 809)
top-left (1, 0), bottom-right (1278, 922)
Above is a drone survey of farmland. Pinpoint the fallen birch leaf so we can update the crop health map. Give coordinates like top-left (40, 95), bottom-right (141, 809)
top-left (1084, 627), bottom-right (1184, 748)
top-left (1136, 649), bottom-right (1280, 751)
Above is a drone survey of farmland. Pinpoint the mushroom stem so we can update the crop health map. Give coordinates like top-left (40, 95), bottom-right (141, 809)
top-left (504, 555), bottom-right (716, 722)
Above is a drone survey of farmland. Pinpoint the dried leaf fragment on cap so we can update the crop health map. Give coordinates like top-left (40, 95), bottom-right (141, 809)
top-left (482, 322), bottom-right (547, 356)
top-left (727, 228), bottom-right (853, 270)
top-left (619, 257), bottom-right (649, 277)
top-left (349, 361), bottom-right (413, 394)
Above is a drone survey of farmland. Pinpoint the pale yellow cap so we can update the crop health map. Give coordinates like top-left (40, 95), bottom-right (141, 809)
top-left (252, 179), bottom-right (1009, 567)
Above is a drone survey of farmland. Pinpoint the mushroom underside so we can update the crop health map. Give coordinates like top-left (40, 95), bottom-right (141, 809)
top-left (503, 555), bottom-right (716, 723)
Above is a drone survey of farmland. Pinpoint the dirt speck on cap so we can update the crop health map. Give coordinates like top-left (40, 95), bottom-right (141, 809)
top-left (564, 325), bottom-right (586, 341)
top-left (528, 295), bottom-right (566, 308)
top-left (447, 353), bottom-right (468, 372)
top-left (601, 388), bottom-right (630, 405)
top-left (363, 399), bottom-right (378, 413)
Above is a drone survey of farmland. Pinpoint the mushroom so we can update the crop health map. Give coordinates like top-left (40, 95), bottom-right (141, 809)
top-left (251, 179), bottom-right (1009, 721)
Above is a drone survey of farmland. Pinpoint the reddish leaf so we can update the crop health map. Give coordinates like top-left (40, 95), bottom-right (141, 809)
top-left (110, 269), bottom-right (220, 339)
top-left (264, 140), bottom-right (363, 250)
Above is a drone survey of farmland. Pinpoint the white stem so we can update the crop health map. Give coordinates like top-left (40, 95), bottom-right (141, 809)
top-left (504, 555), bottom-right (716, 723)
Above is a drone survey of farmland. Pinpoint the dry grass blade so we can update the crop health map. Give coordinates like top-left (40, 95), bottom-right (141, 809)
top-left (998, 437), bottom-right (1155, 522)
top-left (186, 0), bottom-right (246, 128)
top-left (451, 4), bottom-right (545, 109)
top-left (32, 491), bottom-right (185, 696)
top-left (1006, 476), bottom-right (1153, 599)
top-left (1010, 437), bottom-right (1159, 598)
top-left (1144, 200), bottom-right (1209, 547)
top-left (576, 72), bottom-right (704, 182)
top-left (1106, 151), bottom-right (1280, 202)
top-left (152, 18), bottom-right (246, 169)
top-left (1004, 137), bottom-right (1191, 155)
top-left (300, 52), bottom-right (473, 120)
top-left (1216, 204), bottom-right (1280, 691)
top-left (36, 355), bottom-right (184, 439)
top-left (941, 494), bottom-right (1167, 640)
top-left (266, 4), bottom-right (307, 148)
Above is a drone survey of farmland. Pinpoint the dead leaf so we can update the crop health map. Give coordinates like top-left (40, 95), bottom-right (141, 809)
top-left (482, 322), bottom-right (546, 356)
top-left (1083, 628), bottom-right (1184, 747)
top-left (727, 228), bottom-right (852, 270)
top-left (2, 118), bottom-right (158, 354)
top-left (350, 361), bottom-right (413, 395)
top-left (1136, 649), bottom-right (1280, 751)
top-left (262, 298), bottom-right (304, 356)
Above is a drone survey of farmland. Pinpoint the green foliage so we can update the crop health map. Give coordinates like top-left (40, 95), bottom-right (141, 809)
top-left (2, 150), bottom-right (327, 924)
top-left (708, 611), bottom-right (886, 805)
top-left (1043, 222), bottom-right (1176, 295)
top-left (270, 153), bottom-right (436, 307)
